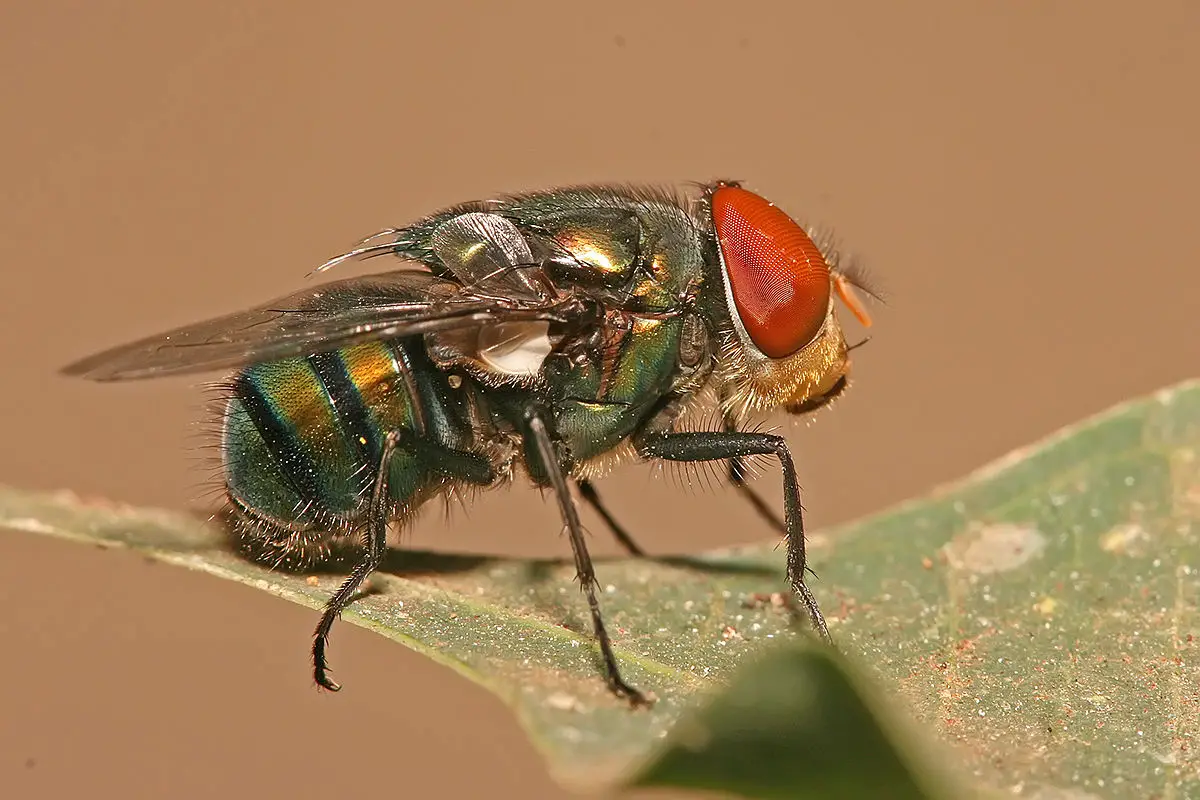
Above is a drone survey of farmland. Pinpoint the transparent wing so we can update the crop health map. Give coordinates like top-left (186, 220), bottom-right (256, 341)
top-left (320, 211), bottom-right (552, 302)
top-left (62, 269), bottom-right (574, 382)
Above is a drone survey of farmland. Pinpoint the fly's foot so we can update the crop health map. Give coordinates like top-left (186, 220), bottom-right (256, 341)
top-left (793, 579), bottom-right (833, 645)
top-left (312, 637), bottom-right (343, 692)
top-left (315, 671), bottom-right (342, 692)
top-left (608, 677), bottom-right (654, 709)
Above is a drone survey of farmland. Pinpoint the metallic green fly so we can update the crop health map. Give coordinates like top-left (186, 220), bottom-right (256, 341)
top-left (63, 180), bottom-right (876, 706)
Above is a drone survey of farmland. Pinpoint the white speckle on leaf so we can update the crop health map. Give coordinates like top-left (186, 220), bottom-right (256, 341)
top-left (944, 523), bottom-right (1047, 574)
top-left (546, 692), bottom-right (581, 712)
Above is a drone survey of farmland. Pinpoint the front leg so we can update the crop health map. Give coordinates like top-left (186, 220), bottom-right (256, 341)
top-left (636, 430), bottom-right (831, 643)
top-left (725, 418), bottom-right (788, 538)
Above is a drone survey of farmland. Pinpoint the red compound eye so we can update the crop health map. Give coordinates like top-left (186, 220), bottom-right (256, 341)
top-left (712, 185), bottom-right (831, 358)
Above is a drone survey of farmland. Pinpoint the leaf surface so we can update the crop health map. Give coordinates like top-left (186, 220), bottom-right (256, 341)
top-left (4, 379), bottom-right (1198, 798)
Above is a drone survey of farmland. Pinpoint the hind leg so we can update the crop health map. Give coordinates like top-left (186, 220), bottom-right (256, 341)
top-left (311, 433), bottom-right (494, 691)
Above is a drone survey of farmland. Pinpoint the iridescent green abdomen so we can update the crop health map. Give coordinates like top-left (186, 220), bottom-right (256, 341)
top-left (221, 338), bottom-right (487, 546)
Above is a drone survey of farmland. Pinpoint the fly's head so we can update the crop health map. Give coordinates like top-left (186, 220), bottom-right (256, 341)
top-left (704, 181), bottom-right (874, 422)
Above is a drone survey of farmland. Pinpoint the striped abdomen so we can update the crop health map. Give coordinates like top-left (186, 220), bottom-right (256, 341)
top-left (220, 338), bottom-right (484, 560)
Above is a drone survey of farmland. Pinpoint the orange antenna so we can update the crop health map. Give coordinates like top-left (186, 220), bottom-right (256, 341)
top-left (834, 273), bottom-right (873, 328)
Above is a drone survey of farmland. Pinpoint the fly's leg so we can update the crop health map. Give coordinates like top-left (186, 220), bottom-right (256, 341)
top-left (725, 414), bottom-right (787, 537)
top-left (576, 425), bottom-right (793, 561)
top-left (728, 460), bottom-right (787, 535)
top-left (577, 457), bottom-right (779, 556)
top-left (528, 413), bottom-right (650, 707)
top-left (312, 433), bottom-right (495, 691)
top-left (721, 377), bottom-right (851, 536)
top-left (575, 409), bottom-right (794, 556)
top-left (636, 430), bottom-right (832, 643)
top-left (575, 479), bottom-right (648, 557)
top-left (312, 430), bottom-right (404, 691)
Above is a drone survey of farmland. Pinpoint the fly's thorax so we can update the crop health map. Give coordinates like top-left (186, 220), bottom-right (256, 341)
top-left (386, 186), bottom-right (713, 396)
top-left (526, 207), bottom-right (642, 293)
top-left (505, 186), bottom-right (707, 305)
top-left (485, 305), bottom-right (701, 475)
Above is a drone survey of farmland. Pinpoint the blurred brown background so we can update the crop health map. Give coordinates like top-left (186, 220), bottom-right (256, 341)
top-left (1, 2), bottom-right (1196, 797)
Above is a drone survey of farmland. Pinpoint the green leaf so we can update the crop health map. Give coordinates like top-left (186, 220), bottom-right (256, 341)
top-left (3, 378), bottom-right (1198, 798)
top-left (630, 641), bottom-right (967, 799)
top-left (807, 379), bottom-right (1200, 799)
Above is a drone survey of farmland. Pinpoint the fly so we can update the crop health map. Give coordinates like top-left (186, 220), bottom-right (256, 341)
top-left (62, 180), bottom-right (876, 707)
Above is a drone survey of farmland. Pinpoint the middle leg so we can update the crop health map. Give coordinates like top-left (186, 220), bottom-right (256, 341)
top-left (527, 412), bottom-right (649, 706)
